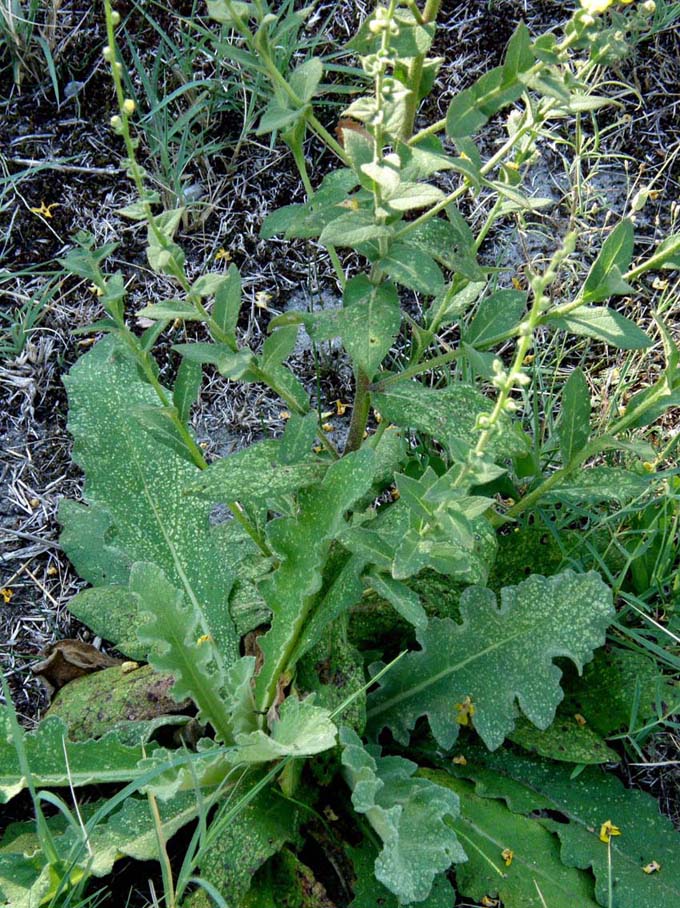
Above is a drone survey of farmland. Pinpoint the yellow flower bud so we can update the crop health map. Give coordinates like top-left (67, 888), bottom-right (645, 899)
top-left (110, 114), bottom-right (122, 130)
top-left (122, 98), bottom-right (136, 115)
top-left (102, 45), bottom-right (113, 62)
top-left (111, 10), bottom-right (121, 25)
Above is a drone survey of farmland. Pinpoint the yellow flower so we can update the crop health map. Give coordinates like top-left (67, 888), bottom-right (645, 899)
top-left (88, 283), bottom-right (104, 297)
top-left (643, 860), bottom-right (661, 874)
top-left (196, 634), bottom-right (213, 645)
top-left (501, 848), bottom-right (514, 867)
top-left (599, 820), bottom-right (621, 844)
top-left (455, 696), bottom-right (475, 726)
top-left (215, 247), bottom-right (232, 262)
top-left (580, 0), bottom-right (615, 13)
top-left (122, 98), bottom-right (136, 115)
top-left (0, 588), bottom-right (13, 604)
top-left (30, 201), bottom-right (59, 218)
top-left (255, 291), bottom-right (271, 309)
top-left (452, 754), bottom-right (467, 765)
top-left (335, 399), bottom-right (349, 416)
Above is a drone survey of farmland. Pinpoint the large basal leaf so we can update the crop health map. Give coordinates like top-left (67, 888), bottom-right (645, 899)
top-left (507, 710), bottom-right (619, 765)
top-left (340, 727), bottom-right (465, 905)
top-left (564, 648), bottom-right (679, 738)
top-left (254, 449), bottom-right (377, 711)
top-left (367, 571), bottom-right (613, 750)
top-left (371, 381), bottom-right (528, 460)
top-left (419, 770), bottom-right (600, 908)
top-left (190, 783), bottom-right (300, 906)
top-left (60, 337), bottom-right (238, 662)
top-left (133, 562), bottom-right (233, 743)
top-left (448, 746), bottom-right (680, 908)
top-left (0, 792), bottom-right (199, 907)
top-left (0, 708), bottom-right (150, 804)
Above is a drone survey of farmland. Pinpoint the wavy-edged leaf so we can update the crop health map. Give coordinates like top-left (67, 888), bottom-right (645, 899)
top-left (448, 746), bottom-right (680, 908)
top-left (0, 791), bottom-right (200, 906)
top-left (368, 571), bottom-right (613, 750)
top-left (230, 697), bottom-right (337, 764)
top-left (420, 770), bottom-right (600, 908)
top-left (508, 711), bottom-right (619, 765)
top-left (192, 782), bottom-right (300, 906)
top-left (255, 449), bottom-right (377, 710)
top-left (133, 562), bottom-right (232, 742)
top-left (564, 648), bottom-right (679, 738)
top-left (340, 727), bottom-right (465, 904)
top-left (347, 838), bottom-right (456, 907)
top-left (0, 709), bottom-right (150, 804)
top-left (60, 337), bottom-right (238, 662)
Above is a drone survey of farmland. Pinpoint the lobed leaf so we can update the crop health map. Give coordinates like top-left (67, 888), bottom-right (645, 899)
top-left (340, 727), bottom-right (465, 904)
top-left (368, 571), bottom-right (613, 750)
top-left (420, 770), bottom-right (600, 908)
top-left (448, 746), bottom-right (680, 908)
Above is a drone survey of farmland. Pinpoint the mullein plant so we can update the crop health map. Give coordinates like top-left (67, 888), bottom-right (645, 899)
top-left (1, 1), bottom-right (680, 906)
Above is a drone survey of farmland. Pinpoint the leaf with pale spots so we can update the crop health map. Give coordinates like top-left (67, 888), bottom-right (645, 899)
top-left (60, 337), bottom-right (239, 721)
top-left (340, 727), bottom-right (465, 904)
top-left (367, 571), bottom-right (613, 750)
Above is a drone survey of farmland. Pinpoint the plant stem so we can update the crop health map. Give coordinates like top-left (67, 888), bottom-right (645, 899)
top-left (345, 370), bottom-right (371, 453)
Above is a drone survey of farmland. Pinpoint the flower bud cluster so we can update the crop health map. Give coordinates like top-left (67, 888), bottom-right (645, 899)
top-left (368, 6), bottom-right (400, 36)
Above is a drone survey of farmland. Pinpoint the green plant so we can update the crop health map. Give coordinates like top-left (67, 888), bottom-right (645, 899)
top-left (0, 0), bottom-right (61, 92)
top-left (2, 1), bottom-right (680, 906)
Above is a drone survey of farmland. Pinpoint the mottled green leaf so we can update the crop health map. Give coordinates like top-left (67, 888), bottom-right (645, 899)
top-left (340, 727), bottom-right (465, 904)
top-left (173, 358), bottom-right (203, 424)
top-left (133, 562), bottom-right (233, 742)
top-left (319, 211), bottom-right (393, 247)
top-left (552, 307), bottom-right (651, 349)
top-left (464, 289), bottom-right (527, 348)
top-left (379, 243), bottom-right (445, 296)
top-left (0, 708), bottom-right (150, 804)
top-left (540, 466), bottom-right (650, 505)
top-left (60, 337), bottom-right (237, 662)
top-left (340, 275), bottom-right (401, 377)
top-left (449, 746), bottom-right (680, 908)
top-left (583, 219), bottom-right (634, 303)
top-left (193, 783), bottom-right (299, 905)
top-left (231, 697), bottom-right (337, 764)
top-left (347, 838), bottom-right (456, 907)
top-left (508, 711), bottom-right (619, 765)
top-left (368, 571), bottom-right (613, 750)
top-left (185, 440), bottom-right (326, 504)
top-left (420, 771), bottom-right (600, 908)
top-left (372, 381), bottom-right (528, 459)
top-left (559, 368), bottom-right (591, 463)
top-left (564, 648), bottom-right (679, 738)
top-left (255, 450), bottom-right (378, 710)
